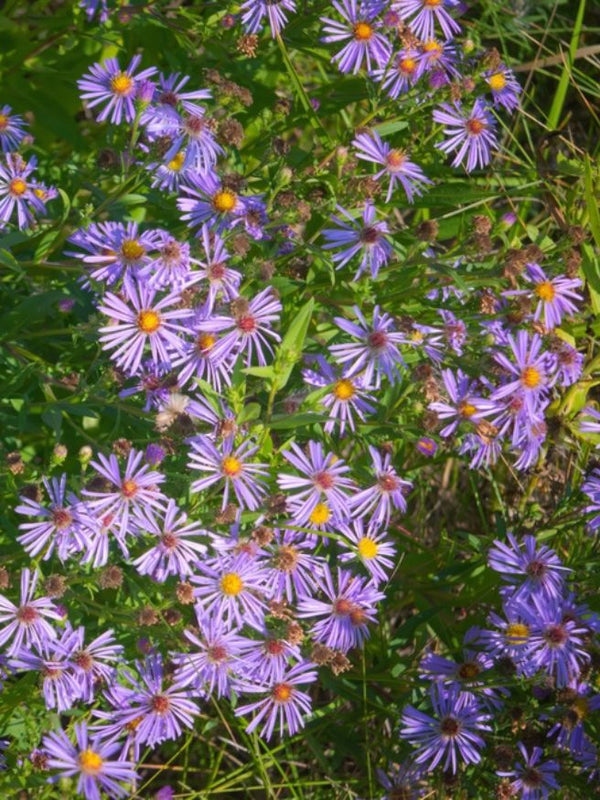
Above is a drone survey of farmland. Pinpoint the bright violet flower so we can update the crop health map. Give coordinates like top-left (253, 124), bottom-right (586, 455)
top-left (429, 368), bottom-right (497, 437)
top-left (399, 685), bottom-right (491, 774)
top-left (417, 38), bottom-right (458, 83)
top-left (322, 202), bottom-right (393, 280)
top-left (330, 305), bottom-right (406, 386)
top-left (15, 474), bottom-right (87, 561)
top-left (10, 632), bottom-right (80, 712)
top-left (0, 154), bottom-right (47, 230)
top-left (141, 71), bottom-right (211, 122)
top-left (264, 530), bottom-right (323, 602)
top-left (82, 448), bottom-right (166, 541)
top-left (526, 262), bottom-right (582, 330)
top-left (243, 631), bottom-right (302, 683)
top-left (548, 340), bottom-right (583, 387)
top-left (338, 518), bottom-right (396, 584)
top-left (98, 274), bottom-right (191, 375)
top-left (143, 106), bottom-right (222, 176)
top-left (433, 99), bottom-right (498, 172)
top-left (43, 721), bottom-right (137, 799)
top-left (141, 231), bottom-right (200, 290)
top-left (480, 602), bottom-right (537, 676)
top-left (178, 171), bottom-right (246, 232)
top-left (234, 661), bottom-right (317, 740)
top-left (353, 130), bottom-right (431, 202)
top-left (277, 441), bottom-right (356, 525)
top-left (0, 569), bottom-right (61, 656)
top-left (241, 0), bottom-right (297, 37)
top-left (0, 105), bottom-right (27, 152)
top-left (67, 221), bottom-right (162, 285)
top-left (132, 499), bottom-right (208, 581)
top-left (488, 533), bottom-right (569, 603)
top-left (303, 356), bottom-right (376, 434)
top-left (172, 309), bottom-right (235, 392)
top-left (321, 0), bottom-right (391, 75)
top-left (491, 331), bottom-right (550, 413)
top-left (497, 743), bottom-right (560, 798)
top-left (392, 0), bottom-right (461, 41)
top-left (78, 55), bottom-right (157, 124)
top-left (172, 612), bottom-right (253, 698)
top-left (297, 565), bottom-right (384, 653)
top-left (80, 0), bottom-right (109, 21)
top-left (371, 48), bottom-right (421, 99)
top-left (57, 626), bottom-right (123, 704)
top-left (191, 554), bottom-right (269, 630)
top-left (484, 64), bottom-right (521, 112)
top-left (350, 445), bottom-right (413, 525)
top-left (198, 288), bottom-right (282, 367)
top-left (188, 434), bottom-right (268, 511)
top-left (195, 224), bottom-right (241, 308)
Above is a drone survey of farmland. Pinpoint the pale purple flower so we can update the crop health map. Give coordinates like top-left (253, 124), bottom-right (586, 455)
top-left (429, 368), bottom-right (497, 437)
top-left (191, 555), bottom-right (269, 630)
top-left (243, 632), bottom-right (302, 683)
top-left (303, 356), bottom-right (376, 434)
top-left (393, 0), bottom-right (461, 41)
top-left (370, 48), bottom-right (421, 99)
top-left (526, 262), bottom-right (582, 330)
top-left (241, 0), bottom-right (297, 37)
top-left (0, 105), bottom-right (27, 152)
top-left (491, 331), bottom-right (550, 413)
top-left (142, 231), bottom-right (200, 290)
top-left (178, 171), bottom-right (246, 232)
top-left (78, 55), bottom-right (157, 124)
top-left (433, 99), bottom-right (498, 172)
top-left (338, 518), bottom-right (396, 584)
top-left (57, 626), bottom-right (123, 704)
top-left (322, 202), bottom-right (393, 280)
top-left (264, 529), bottom-right (323, 602)
top-left (10, 632), bottom-right (80, 712)
top-left (488, 533), bottom-right (569, 603)
top-left (0, 569), bottom-right (61, 656)
top-left (321, 0), bottom-right (391, 75)
top-left (171, 310), bottom-right (235, 392)
top-left (484, 65), bottom-right (521, 112)
top-left (351, 445), bottom-right (412, 525)
top-left (0, 154), bottom-right (47, 230)
top-left (353, 130), bottom-right (431, 202)
top-left (195, 224), bottom-right (241, 308)
top-left (497, 743), bottom-right (560, 798)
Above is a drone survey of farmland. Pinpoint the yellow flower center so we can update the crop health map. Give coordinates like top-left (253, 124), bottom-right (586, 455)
top-left (121, 479), bottom-right (138, 498)
top-left (111, 72), bottom-right (134, 96)
top-left (272, 682), bottom-right (293, 703)
top-left (121, 239), bottom-right (146, 261)
top-left (423, 40), bottom-right (442, 55)
top-left (0, 114), bottom-right (8, 131)
top-left (488, 72), bottom-right (507, 91)
top-left (506, 622), bottom-right (529, 643)
top-left (309, 503), bottom-right (331, 525)
top-left (353, 21), bottom-right (373, 41)
top-left (168, 151), bottom-right (186, 172)
top-left (386, 149), bottom-right (406, 171)
top-left (357, 537), bottom-right (379, 560)
top-left (197, 333), bottom-right (216, 352)
top-left (137, 309), bottom-right (161, 334)
top-left (220, 572), bottom-right (243, 596)
top-left (222, 455), bottom-right (242, 477)
top-left (79, 749), bottom-right (104, 775)
top-left (535, 281), bottom-right (556, 302)
top-left (521, 366), bottom-right (541, 389)
top-left (424, 0), bottom-right (442, 5)
top-left (333, 379), bottom-right (356, 401)
top-left (33, 188), bottom-right (46, 199)
top-left (9, 178), bottom-right (27, 196)
top-left (459, 401), bottom-right (477, 418)
top-left (571, 697), bottom-right (589, 720)
top-left (212, 189), bottom-right (237, 213)
top-left (411, 330), bottom-right (424, 343)
top-left (399, 57), bottom-right (417, 74)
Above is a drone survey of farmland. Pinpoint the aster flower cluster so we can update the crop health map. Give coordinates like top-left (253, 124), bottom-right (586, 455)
top-left (398, 532), bottom-right (600, 791)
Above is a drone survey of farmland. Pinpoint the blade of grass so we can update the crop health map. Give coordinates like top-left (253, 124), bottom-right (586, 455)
top-left (546, 0), bottom-right (587, 129)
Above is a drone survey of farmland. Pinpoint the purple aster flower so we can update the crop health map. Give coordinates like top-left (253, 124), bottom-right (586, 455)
top-left (0, 569), bottom-right (61, 656)
top-left (330, 305), bottom-right (406, 386)
top-left (580, 407), bottom-right (600, 438)
top-left (0, 154), bottom-right (46, 230)
top-left (172, 612), bottom-right (252, 698)
top-left (191, 554), bottom-right (269, 631)
top-left (243, 631), bottom-right (302, 683)
top-left (548, 340), bottom-right (583, 387)
top-left (118, 358), bottom-right (171, 410)
top-left (57, 626), bottom-right (123, 704)
top-left (480, 602), bottom-right (537, 675)
top-left (433, 99), bottom-right (498, 172)
top-left (582, 468), bottom-right (600, 532)
top-left (277, 441), bottom-right (356, 525)
top-left (141, 231), bottom-right (200, 290)
top-left (132, 499), bottom-right (208, 581)
top-left (353, 130), bottom-right (431, 202)
top-left (105, 655), bottom-right (200, 747)
top-left (321, 0), bottom-right (391, 75)
top-left (78, 56), bottom-right (157, 124)
top-left (429, 368), bottom-right (497, 437)
top-left (526, 594), bottom-right (590, 687)
top-left (80, 0), bottom-right (110, 22)
top-left (399, 684), bottom-right (491, 774)
top-left (526, 262), bottom-right (582, 330)
top-left (351, 445), bottom-right (412, 526)
top-left (484, 65), bottom-right (521, 112)
top-left (488, 533), bottom-right (569, 603)
top-left (547, 684), bottom-right (600, 756)
top-left (370, 48), bottom-right (421, 99)
top-left (264, 529), bottom-right (323, 602)
top-left (195, 224), bottom-right (241, 308)
top-left (235, 661), bottom-right (317, 740)
top-left (98, 274), bottom-right (191, 375)
top-left (338, 518), bottom-right (396, 584)
top-left (178, 171), bottom-right (246, 232)
top-left (497, 743), bottom-right (560, 799)
top-left (143, 106), bottom-right (222, 176)
top-left (144, 71), bottom-right (211, 118)
top-left (82, 448), bottom-right (166, 541)
top-left (322, 202), bottom-right (393, 280)
top-left (43, 721), bottom-right (137, 800)
top-left (171, 310), bottom-right (235, 392)
top-left (393, 0), bottom-right (461, 41)
top-left (197, 288), bottom-right (282, 367)
top-left (491, 331), bottom-right (551, 413)
top-left (68, 222), bottom-right (162, 285)
top-left (10, 630), bottom-right (80, 712)
top-left (188, 434), bottom-right (268, 512)
top-left (145, 442), bottom-right (166, 466)
top-left (0, 105), bottom-right (27, 152)
top-left (303, 356), bottom-right (376, 434)
top-left (241, 0), bottom-right (297, 37)
top-left (377, 763), bottom-right (427, 799)
top-left (416, 436), bottom-right (438, 456)
top-left (417, 38), bottom-right (458, 84)
top-left (15, 474), bottom-right (87, 561)
top-left (297, 565), bottom-right (384, 653)
top-left (405, 322), bottom-right (445, 362)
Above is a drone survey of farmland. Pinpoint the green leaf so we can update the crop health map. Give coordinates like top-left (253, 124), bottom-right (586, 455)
top-left (272, 297), bottom-right (315, 392)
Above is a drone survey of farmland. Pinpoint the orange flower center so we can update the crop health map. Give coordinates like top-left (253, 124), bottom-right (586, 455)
top-left (272, 682), bottom-right (293, 703)
top-left (220, 572), bottom-right (243, 596)
top-left (121, 239), bottom-right (146, 261)
top-left (488, 72), bottom-right (507, 91)
top-left (137, 309), bottom-right (161, 334)
top-left (79, 749), bottom-right (104, 775)
top-left (535, 281), bottom-right (555, 302)
top-left (309, 502), bottom-right (331, 525)
top-left (399, 57), bottom-right (417, 74)
top-left (506, 622), bottom-right (529, 643)
top-left (459, 401), bottom-right (477, 418)
top-left (466, 119), bottom-right (486, 136)
top-left (521, 366), bottom-right (541, 389)
top-left (385, 149), bottom-right (406, 172)
top-left (333, 379), bottom-right (355, 401)
top-left (353, 21), bottom-right (373, 41)
top-left (121, 478), bottom-right (138, 498)
top-left (9, 178), bottom-right (27, 196)
top-left (197, 333), bottom-right (216, 352)
top-left (111, 73), bottom-right (134, 96)
top-left (222, 455), bottom-right (242, 477)
top-left (168, 151), bottom-right (186, 172)
top-left (212, 190), bottom-right (237, 213)
top-left (0, 114), bottom-right (8, 131)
